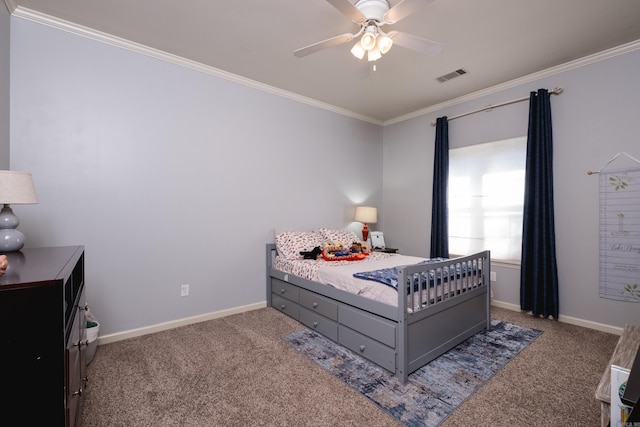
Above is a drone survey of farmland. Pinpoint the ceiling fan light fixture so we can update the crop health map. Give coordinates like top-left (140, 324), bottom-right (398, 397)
top-left (292, 0), bottom-right (444, 62)
top-left (377, 34), bottom-right (393, 54)
top-left (367, 47), bottom-right (382, 62)
top-left (351, 42), bottom-right (366, 59)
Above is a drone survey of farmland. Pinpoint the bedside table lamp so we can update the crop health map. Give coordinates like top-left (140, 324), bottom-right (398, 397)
top-left (355, 206), bottom-right (377, 242)
top-left (0, 171), bottom-right (38, 252)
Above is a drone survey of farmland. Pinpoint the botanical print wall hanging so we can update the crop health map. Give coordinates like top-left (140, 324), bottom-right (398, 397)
top-left (598, 153), bottom-right (640, 302)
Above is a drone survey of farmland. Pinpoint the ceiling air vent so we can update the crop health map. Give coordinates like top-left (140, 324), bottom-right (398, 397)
top-left (436, 68), bottom-right (468, 83)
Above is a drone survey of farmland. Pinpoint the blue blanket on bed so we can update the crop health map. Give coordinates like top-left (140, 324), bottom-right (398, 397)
top-left (353, 258), bottom-right (473, 291)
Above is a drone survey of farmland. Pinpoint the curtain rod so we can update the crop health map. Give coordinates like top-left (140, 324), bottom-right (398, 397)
top-left (430, 87), bottom-right (563, 126)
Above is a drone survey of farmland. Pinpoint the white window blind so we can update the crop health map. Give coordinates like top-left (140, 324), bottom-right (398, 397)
top-left (448, 136), bottom-right (526, 263)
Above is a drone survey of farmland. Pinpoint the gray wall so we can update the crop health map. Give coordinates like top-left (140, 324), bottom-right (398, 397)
top-left (383, 47), bottom-right (640, 329)
top-left (10, 18), bottom-right (383, 336)
top-left (0, 4), bottom-right (9, 168)
top-left (9, 12), bottom-right (639, 334)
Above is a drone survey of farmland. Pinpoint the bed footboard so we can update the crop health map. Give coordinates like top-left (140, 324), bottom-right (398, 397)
top-left (396, 251), bottom-right (491, 382)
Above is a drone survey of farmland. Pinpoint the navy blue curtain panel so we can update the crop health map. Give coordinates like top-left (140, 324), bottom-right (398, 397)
top-left (520, 89), bottom-right (559, 319)
top-left (430, 116), bottom-right (449, 258)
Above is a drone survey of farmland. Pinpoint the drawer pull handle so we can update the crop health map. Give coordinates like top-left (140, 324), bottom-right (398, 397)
top-left (312, 302), bottom-right (318, 308)
top-left (313, 322), bottom-right (318, 328)
top-left (280, 288), bottom-right (286, 294)
top-left (359, 345), bottom-right (366, 352)
top-left (73, 388), bottom-right (83, 397)
top-left (280, 304), bottom-right (286, 310)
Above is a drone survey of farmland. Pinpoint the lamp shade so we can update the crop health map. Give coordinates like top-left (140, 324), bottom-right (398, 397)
top-left (360, 26), bottom-right (377, 51)
top-left (355, 206), bottom-right (377, 224)
top-left (350, 42), bottom-right (366, 59)
top-left (0, 171), bottom-right (38, 204)
top-left (367, 48), bottom-right (382, 62)
top-left (377, 34), bottom-right (393, 54)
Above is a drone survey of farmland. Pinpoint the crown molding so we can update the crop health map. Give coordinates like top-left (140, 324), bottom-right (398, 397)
top-left (9, 6), bottom-right (383, 126)
top-left (384, 39), bottom-right (640, 126)
top-left (4, 0), bottom-right (16, 14)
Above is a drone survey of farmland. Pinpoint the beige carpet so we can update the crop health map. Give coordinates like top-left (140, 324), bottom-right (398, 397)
top-left (81, 306), bottom-right (618, 426)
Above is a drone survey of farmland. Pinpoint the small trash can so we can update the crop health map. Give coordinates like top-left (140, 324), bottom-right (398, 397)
top-left (85, 320), bottom-right (99, 364)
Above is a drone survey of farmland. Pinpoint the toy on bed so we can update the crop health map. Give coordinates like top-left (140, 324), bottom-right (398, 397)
top-left (299, 246), bottom-right (323, 260)
top-left (350, 242), bottom-right (371, 254)
top-left (321, 241), bottom-right (369, 261)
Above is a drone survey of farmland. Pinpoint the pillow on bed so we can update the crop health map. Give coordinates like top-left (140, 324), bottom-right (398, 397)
top-left (317, 228), bottom-right (361, 246)
top-left (275, 231), bottom-right (325, 260)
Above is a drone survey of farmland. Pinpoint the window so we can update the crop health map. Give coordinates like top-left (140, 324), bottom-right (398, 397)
top-left (448, 136), bottom-right (526, 263)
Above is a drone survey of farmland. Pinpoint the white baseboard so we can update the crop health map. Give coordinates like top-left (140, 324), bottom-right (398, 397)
top-left (491, 299), bottom-right (623, 335)
top-left (96, 301), bottom-right (267, 345)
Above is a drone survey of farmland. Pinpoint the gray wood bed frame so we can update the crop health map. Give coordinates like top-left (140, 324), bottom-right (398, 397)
top-left (266, 244), bottom-right (491, 383)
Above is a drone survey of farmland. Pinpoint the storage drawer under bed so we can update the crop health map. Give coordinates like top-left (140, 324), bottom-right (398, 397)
top-left (271, 294), bottom-right (299, 319)
top-left (299, 288), bottom-right (338, 321)
top-left (271, 278), bottom-right (299, 303)
top-left (300, 307), bottom-right (338, 341)
top-left (339, 305), bottom-right (396, 348)
top-left (338, 325), bottom-right (396, 373)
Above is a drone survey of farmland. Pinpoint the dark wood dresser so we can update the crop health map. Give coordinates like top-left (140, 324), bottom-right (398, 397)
top-left (0, 246), bottom-right (86, 427)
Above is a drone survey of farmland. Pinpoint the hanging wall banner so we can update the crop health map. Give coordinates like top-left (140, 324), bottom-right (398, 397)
top-left (599, 168), bottom-right (640, 302)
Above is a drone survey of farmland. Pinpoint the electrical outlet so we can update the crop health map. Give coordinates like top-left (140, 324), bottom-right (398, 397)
top-left (181, 284), bottom-right (189, 296)
top-left (490, 272), bottom-right (497, 282)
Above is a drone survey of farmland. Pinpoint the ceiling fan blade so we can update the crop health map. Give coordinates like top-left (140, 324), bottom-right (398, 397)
top-left (294, 33), bottom-right (356, 58)
top-left (383, 0), bottom-right (434, 24)
top-left (326, 0), bottom-right (367, 24)
top-left (388, 31), bottom-right (444, 55)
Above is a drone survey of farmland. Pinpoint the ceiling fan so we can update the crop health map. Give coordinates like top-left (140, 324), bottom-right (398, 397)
top-left (294, 0), bottom-right (444, 62)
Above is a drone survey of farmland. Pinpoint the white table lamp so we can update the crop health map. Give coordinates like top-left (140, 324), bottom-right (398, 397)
top-left (0, 171), bottom-right (38, 252)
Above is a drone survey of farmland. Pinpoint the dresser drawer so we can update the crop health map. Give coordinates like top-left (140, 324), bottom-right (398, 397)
top-left (272, 294), bottom-right (299, 319)
top-left (338, 326), bottom-right (396, 373)
top-left (299, 289), bottom-right (338, 321)
top-left (338, 305), bottom-right (396, 348)
top-left (271, 278), bottom-right (299, 303)
top-left (300, 307), bottom-right (338, 341)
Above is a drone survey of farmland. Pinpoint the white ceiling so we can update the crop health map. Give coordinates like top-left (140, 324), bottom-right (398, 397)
top-left (6, 0), bottom-right (640, 123)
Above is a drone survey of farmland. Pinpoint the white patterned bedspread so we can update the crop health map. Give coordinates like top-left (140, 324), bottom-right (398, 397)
top-left (274, 253), bottom-right (427, 306)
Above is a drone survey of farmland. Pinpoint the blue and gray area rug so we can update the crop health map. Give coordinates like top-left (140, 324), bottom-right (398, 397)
top-left (283, 319), bottom-right (541, 427)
